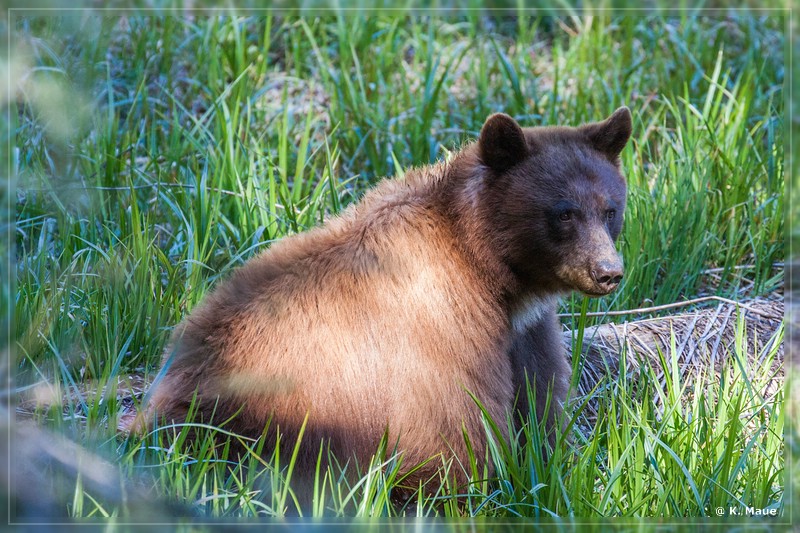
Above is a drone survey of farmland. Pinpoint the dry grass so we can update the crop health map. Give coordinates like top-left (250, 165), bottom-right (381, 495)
top-left (574, 292), bottom-right (784, 426)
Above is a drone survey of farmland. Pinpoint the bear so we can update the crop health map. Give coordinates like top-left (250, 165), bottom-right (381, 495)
top-left (131, 107), bottom-right (632, 509)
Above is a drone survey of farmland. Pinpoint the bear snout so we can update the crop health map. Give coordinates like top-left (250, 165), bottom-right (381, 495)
top-left (590, 259), bottom-right (624, 293)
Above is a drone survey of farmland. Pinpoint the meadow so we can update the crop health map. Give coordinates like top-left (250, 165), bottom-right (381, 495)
top-left (9, 9), bottom-right (788, 525)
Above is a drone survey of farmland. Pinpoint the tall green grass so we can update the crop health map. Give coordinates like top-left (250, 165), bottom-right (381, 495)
top-left (10, 11), bottom-right (785, 521)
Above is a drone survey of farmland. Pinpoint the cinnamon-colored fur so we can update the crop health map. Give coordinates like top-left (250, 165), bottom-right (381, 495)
top-left (135, 108), bottom-right (633, 502)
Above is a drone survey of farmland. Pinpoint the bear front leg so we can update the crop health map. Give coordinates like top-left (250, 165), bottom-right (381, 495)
top-left (507, 308), bottom-right (571, 453)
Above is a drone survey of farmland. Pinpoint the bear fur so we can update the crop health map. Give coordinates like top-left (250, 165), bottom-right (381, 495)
top-left (134, 107), bottom-right (632, 502)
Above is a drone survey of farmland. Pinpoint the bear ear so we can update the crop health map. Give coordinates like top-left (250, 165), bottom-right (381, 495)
top-left (478, 113), bottom-right (529, 172)
top-left (579, 106), bottom-right (632, 163)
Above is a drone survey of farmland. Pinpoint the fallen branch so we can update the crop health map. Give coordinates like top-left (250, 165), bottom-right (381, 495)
top-left (558, 295), bottom-right (781, 319)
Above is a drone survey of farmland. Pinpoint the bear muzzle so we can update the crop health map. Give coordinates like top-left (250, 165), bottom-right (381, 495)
top-left (590, 259), bottom-right (624, 295)
top-left (554, 256), bottom-right (624, 297)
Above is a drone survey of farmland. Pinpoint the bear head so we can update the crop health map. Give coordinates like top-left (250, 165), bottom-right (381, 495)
top-left (477, 107), bottom-right (632, 298)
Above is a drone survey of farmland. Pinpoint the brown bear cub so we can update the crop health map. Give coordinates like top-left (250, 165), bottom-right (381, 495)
top-left (134, 107), bottom-right (632, 500)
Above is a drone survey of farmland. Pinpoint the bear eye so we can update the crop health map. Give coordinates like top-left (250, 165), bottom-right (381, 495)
top-left (559, 211), bottom-right (571, 222)
top-left (606, 209), bottom-right (616, 221)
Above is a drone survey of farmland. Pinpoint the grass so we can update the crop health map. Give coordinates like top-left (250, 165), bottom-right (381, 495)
top-left (9, 9), bottom-right (786, 523)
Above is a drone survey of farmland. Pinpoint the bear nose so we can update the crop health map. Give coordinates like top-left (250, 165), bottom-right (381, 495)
top-left (591, 260), bottom-right (624, 287)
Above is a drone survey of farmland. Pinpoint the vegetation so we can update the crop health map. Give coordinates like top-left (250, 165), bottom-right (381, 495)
top-left (10, 10), bottom-right (786, 523)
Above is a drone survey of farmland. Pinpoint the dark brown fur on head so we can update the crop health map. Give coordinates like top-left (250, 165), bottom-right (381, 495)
top-left (472, 107), bottom-right (631, 298)
top-left (131, 108), bottom-right (632, 510)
